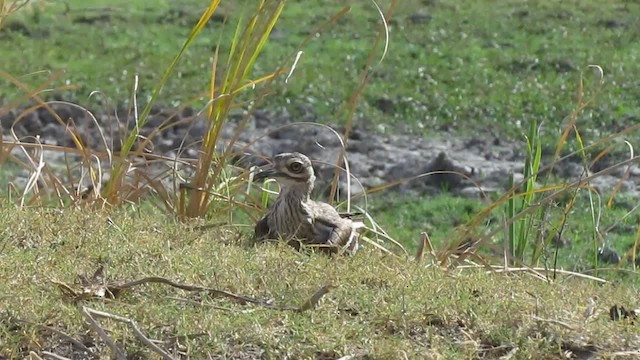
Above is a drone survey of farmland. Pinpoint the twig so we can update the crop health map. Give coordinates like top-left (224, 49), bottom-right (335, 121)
top-left (608, 350), bottom-right (640, 357)
top-left (415, 232), bottom-right (426, 263)
top-left (493, 267), bottom-right (607, 283)
top-left (456, 264), bottom-right (608, 283)
top-left (298, 285), bottom-right (335, 312)
top-left (41, 351), bottom-right (72, 360)
top-left (113, 276), bottom-right (330, 311)
top-left (115, 276), bottom-right (270, 304)
top-left (13, 318), bottom-right (91, 354)
top-left (530, 315), bottom-right (577, 330)
top-left (165, 296), bottom-right (235, 311)
top-left (79, 307), bottom-right (127, 360)
top-left (28, 352), bottom-right (44, 360)
top-left (81, 306), bottom-right (174, 360)
top-left (498, 347), bottom-right (519, 360)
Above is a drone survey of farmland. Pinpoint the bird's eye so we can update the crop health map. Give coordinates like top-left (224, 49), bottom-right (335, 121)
top-left (289, 161), bottom-right (303, 173)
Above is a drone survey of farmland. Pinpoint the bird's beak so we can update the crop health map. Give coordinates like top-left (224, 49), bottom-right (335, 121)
top-left (253, 169), bottom-right (277, 181)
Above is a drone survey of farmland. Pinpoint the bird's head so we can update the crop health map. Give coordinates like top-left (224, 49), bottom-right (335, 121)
top-left (254, 152), bottom-right (315, 189)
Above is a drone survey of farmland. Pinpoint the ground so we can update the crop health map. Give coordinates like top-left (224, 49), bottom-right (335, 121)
top-left (0, 205), bottom-right (638, 359)
top-left (1, 0), bottom-right (640, 358)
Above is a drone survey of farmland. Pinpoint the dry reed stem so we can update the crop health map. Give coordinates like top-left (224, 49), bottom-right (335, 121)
top-left (81, 306), bottom-right (173, 360)
top-left (79, 306), bottom-right (126, 360)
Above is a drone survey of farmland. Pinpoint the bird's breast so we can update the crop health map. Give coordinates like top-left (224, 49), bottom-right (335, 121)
top-left (267, 198), bottom-right (313, 240)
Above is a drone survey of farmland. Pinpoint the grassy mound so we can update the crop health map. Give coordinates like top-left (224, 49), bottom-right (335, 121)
top-left (0, 205), bottom-right (638, 359)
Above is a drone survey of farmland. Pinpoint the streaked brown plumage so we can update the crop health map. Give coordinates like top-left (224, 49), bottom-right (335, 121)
top-left (254, 152), bottom-right (360, 255)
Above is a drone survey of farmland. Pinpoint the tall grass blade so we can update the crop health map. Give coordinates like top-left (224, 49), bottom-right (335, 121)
top-left (104, 0), bottom-right (222, 205)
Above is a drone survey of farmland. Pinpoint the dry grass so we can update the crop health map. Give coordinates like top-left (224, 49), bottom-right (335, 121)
top-left (0, 204), bottom-right (638, 359)
top-left (1, 2), bottom-right (640, 357)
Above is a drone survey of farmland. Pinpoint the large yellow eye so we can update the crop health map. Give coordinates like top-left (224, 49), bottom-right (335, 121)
top-left (289, 161), bottom-right (303, 173)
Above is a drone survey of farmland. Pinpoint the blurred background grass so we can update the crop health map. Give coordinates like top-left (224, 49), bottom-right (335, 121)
top-left (2, 0), bottom-right (638, 141)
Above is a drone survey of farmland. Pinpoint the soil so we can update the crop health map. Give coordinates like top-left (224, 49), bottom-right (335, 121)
top-left (1, 102), bottom-right (638, 199)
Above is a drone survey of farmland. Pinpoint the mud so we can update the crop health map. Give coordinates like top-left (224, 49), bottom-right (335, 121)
top-left (1, 102), bottom-right (638, 199)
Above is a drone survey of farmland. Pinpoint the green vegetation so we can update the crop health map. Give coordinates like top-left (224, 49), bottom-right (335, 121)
top-left (369, 192), bottom-right (640, 275)
top-left (2, 0), bottom-right (639, 141)
top-left (1, 0), bottom-right (640, 357)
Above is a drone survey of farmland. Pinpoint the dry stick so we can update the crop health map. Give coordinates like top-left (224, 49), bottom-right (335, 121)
top-left (165, 296), bottom-right (235, 312)
top-left (79, 307), bottom-right (127, 360)
top-left (498, 347), bottom-right (519, 360)
top-left (14, 318), bottom-right (90, 354)
top-left (414, 232), bottom-right (426, 263)
top-left (40, 351), bottom-right (72, 360)
top-left (28, 352), bottom-right (44, 360)
top-left (530, 315), bottom-right (577, 330)
top-left (298, 285), bottom-right (335, 312)
top-left (116, 276), bottom-right (283, 307)
top-left (114, 276), bottom-right (328, 312)
top-left (609, 350), bottom-right (640, 357)
top-left (81, 306), bottom-right (174, 360)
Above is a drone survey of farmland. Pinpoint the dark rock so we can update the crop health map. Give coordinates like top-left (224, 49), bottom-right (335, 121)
top-left (37, 107), bottom-right (63, 126)
top-left (3, 100), bottom-right (640, 201)
top-left (372, 97), bottom-right (396, 114)
top-left (41, 123), bottom-right (63, 145)
top-left (512, 9), bottom-right (529, 18)
top-left (5, 21), bottom-right (31, 36)
top-left (181, 106), bottom-right (196, 119)
top-left (598, 246), bottom-right (620, 264)
top-left (550, 59), bottom-right (575, 73)
top-left (421, 152), bottom-right (473, 190)
top-left (609, 304), bottom-right (638, 322)
top-left (73, 14), bottom-right (113, 25)
top-left (18, 111), bottom-right (42, 134)
top-left (408, 13), bottom-right (432, 24)
top-left (598, 19), bottom-right (626, 29)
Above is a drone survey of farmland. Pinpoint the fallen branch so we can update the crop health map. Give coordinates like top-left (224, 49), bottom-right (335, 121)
top-left (79, 307), bottom-right (126, 360)
top-left (41, 351), bottom-right (72, 360)
top-left (165, 296), bottom-right (235, 311)
top-left (28, 352), bottom-right (43, 360)
top-left (455, 264), bottom-right (608, 284)
top-left (112, 276), bottom-right (332, 312)
top-left (530, 315), bottom-right (577, 330)
top-left (80, 306), bottom-right (174, 360)
top-left (55, 274), bottom-right (334, 312)
top-left (114, 276), bottom-right (277, 306)
top-left (12, 318), bottom-right (91, 354)
top-left (297, 285), bottom-right (336, 312)
top-left (608, 350), bottom-right (640, 357)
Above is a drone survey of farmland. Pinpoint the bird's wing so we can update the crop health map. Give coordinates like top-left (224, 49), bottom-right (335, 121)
top-left (311, 202), bottom-right (359, 255)
top-left (254, 215), bottom-right (272, 241)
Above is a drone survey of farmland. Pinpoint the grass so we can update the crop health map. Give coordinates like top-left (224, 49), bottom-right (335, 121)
top-left (2, 0), bottom-right (640, 357)
top-left (1, 0), bottom-right (639, 143)
top-left (1, 204), bottom-right (639, 359)
top-left (369, 191), bottom-right (640, 276)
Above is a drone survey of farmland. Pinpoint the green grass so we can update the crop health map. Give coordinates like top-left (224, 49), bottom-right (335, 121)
top-left (368, 191), bottom-right (640, 275)
top-left (1, 205), bottom-right (639, 359)
top-left (2, 0), bottom-right (640, 143)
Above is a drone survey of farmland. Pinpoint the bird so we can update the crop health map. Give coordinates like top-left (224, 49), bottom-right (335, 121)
top-left (253, 152), bottom-right (361, 255)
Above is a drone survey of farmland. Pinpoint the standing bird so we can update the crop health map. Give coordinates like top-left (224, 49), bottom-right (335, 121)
top-left (253, 152), bottom-right (361, 255)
